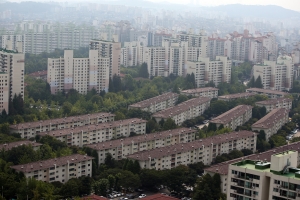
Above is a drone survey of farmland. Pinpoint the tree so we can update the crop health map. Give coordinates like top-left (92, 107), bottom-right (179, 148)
top-left (93, 179), bottom-right (109, 196)
top-left (140, 169), bottom-right (162, 188)
top-left (139, 63), bottom-right (149, 78)
top-left (118, 170), bottom-right (141, 190)
top-left (62, 102), bottom-right (72, 115)
top-left (255, 75), bottom-right (264, 88)
top-left (269, 135), bottom-right (287, 148)
top-left (104, 153), bottom-right (115, 169)
top-left (176, 95), bottom-right (189, 105)
top-left (241, 149), bottom-right (253, 156)
top-left (113, 74), bottom-right (122, 92)
top-left (163, 118), bottom-right (177, 130)
top-left (109, 77), bottom-right (114, 93)
top-left (59, 178), bottom-right (80, 198)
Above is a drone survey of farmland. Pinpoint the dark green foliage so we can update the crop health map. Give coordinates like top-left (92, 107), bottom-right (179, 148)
top-left (184, 73), bottom-right (196, 89)
top-left (214, 149), bottom-right (246, 164)
top-left (176, 94), bottom-right (189, 105)
top-left (162, 118), bottom-right (177, 130)
top-left (139, 63), bottom-right (149, 78)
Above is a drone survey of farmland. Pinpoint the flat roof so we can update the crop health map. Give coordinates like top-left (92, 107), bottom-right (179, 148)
top-left (251, 108), bottom-right (289, 129)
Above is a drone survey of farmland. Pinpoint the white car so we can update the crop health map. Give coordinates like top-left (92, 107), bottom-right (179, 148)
top-left (139, 194), bottom-right (146, 198)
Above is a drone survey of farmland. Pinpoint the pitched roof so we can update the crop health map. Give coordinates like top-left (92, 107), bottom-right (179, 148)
top-left (0, 140), bottom-right (42, 151)
top-left (181, 87), bottom-right (219, 94)
top-left (251, 108), bottom-right (289, 129)
top-left (81, 194), bottom-right (108, 200)
top-left (246, 88), bottom-right (287, 96)
top-left (143, 194), bottom-right (179, 200)
top-left (255, 98), bottom-right (292, 106)
top-left (218, 92), bottom-right (256, 100)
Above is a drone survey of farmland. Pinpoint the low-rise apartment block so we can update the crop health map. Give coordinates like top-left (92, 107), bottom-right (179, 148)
top-left (152, 97), bottom-right (211, 125)
top-left (227, 150), bottom-right (300, 200)
top-left (10, 112), bottom-right (115, 139)
top-left (204, 142), bottom-right (300, 194)
top-left (128, 92), bottom-right (179, 113)
top-left (11, 154), bottom-right (93, 183)
top-left (251, 108), bottom-right (289, 140)
top-left (126, 130), bottom-right (257, 170)
top-left (0, 140), bottom-right (42, 151)
top-left (218, 92), bottom-right (256, 101)
top-left (209, 105), bottom-right (253, 130)
top-left (85, 128), bottom-right (197, 165)
top-left (255, 98), bottom-right (292, 113)
top-left (38, 118), bottom-right (147, 147)
top-left (246, 88), bottom-right (288, 99)
top-left (180, 87), bottom-right (219, 98)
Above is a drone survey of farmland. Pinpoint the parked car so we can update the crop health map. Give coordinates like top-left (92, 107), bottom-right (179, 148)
top-left (120, 197), bottom-right (128, 200)
top-left (139, 194), bottom-right (146, 198)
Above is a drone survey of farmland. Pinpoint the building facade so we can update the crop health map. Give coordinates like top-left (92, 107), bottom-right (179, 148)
top-left (180, 87), bottom-right (219, 98)
top-left (255, 98), bottom-right (292, 113)
top-left (152, 97), bottom-right (211, 125)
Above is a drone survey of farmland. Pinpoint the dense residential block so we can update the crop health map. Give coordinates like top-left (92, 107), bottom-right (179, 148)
top-left (11, 154), bottom-right (93, 183)
top-left (255, 98), bottom-right (292, 113)
top-left (38, 118), bottom-right (147, 147)
top-left (152, 97), bottom-right (211, 125)
top-left (9, 112), bottom-right (115, 139)
top-left (209, 105), bottom-right (253, 130)
top-left (0, 140), bottom-right (42, 151)
top-left (246, 88), bottom-right (288, 99)
top-left (85, 127), bottom-right (197, 165)
top-left (180, 87), bottom-right (219, 98)
top-left (251, 108), bottom-right (289, 140)
top-left (127, 130), bottom-right (257, 170)
top-left (128, 92), bottom-right (179, 113)
top-left (218, 92), bottom-right (256, 102)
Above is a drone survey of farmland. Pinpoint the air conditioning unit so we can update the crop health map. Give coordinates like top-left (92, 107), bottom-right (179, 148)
top-left (252, 186), bottom-right (255, 189)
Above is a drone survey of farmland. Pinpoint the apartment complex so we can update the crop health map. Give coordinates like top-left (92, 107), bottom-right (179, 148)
top-left (209, 105), bottom-right (253, 130)
top-left (0, 140), bottom-right (42, 151)
top-left (180, 87), bottom-right (219, 98)
top-left (205, 142), bottom-right (300, 194)
top-left (121, 41), bottom-right (144, 67)
top-left (251, 108), bottom-right (289, 140)
top-left (227, 150), bottom-right (300, 200)
top-left (252, 55), bottom-right (294, 91)
top-left (218, 93), bottom-right (256, 102)
top-left (9, 112), bottom-right (115, 139)
top-left (186, 56), bottom-right (232, 87)
top-left (0, 48), bottom-right (24, 114)
top-left (255, 98), bottom-right (292, 113)
top-left (85, 127), bottom-right (197, 165)
top-left (152, 97), bottom-right (211, 125)
top-left (11, 154), bottom-right (93, 183)
top-left (38, 118), bottom-right (147, 147)
top-left (246, 88), bottom-right (288, 99)
top-left (128, 92), bottom-right (179, 113)
top-left (126, 130), bottom-right (257, 169)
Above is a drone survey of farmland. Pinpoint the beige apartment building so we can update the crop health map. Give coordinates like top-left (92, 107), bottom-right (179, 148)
top-left (127, 130), bottom-right (256, 170)
top-left (152, 97), bottom-right (211, 125)
top-left (38, 118), bottom-right (147, 147)
top-left (86, 127), bottom-right (197, 165)
top-left (180, 87), bottom-right (219, 98)
top-left (255, 98), bottom-right (292, 113)
top-left (11, 154), bottom-right (93, 183)
top-left (246, 88), bottom-right (288, 99)
top-left (128, 92), bottom-right (179, 113)
top-left (205, 142), bottom-right (300, 194)
top-left (0, 140), bottom-right (42, 151)
top-left (210, 105), bottom-right (253, 130)
top-left (121, 41), bottom-right (144, 67)
top-left (218, 92), bottom-right (256, 102)
top-left (251, 108), bottom-right (289, 140)
top-left (227, 150), bottom-right (300, 200)
top-left (186, 56), bottom-right (232, 87)
top-left (0, 48), bottom-right (24, 114)
top-left (252, 55), bottom-right (294, 91)
top-left (10, 112), bottom-right (115, 139)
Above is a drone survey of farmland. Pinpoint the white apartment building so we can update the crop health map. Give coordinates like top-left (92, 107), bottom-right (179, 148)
top-left (121, 41), bottom-right (144, 67)
top-left (128, 92), bottom-right (179, 113)
top-left (227, 150), bottom-right (300, 200)
top-left (11, 154), bottom-right (93, 183)
top-left (186, 56), bottom-right (232, 87)
top-left (252, 55), bottom-right (294, 91)
top-left (38, 118), bottom-right (147, 147)
top-left (10, 112), bottom-right (115, 139)
top-left (86, 127), bottom-right (197, 165)
top-left (0, 140), bottom-right (42, 151)
top-left (180, 87), bottom-right (219, 98)
top-left (127, 130), bottom-right (257, 170)
top-left (152, 97), bottom-right (211, 125)
top-left (251, 108), bottom-right (289, 140)
top-left (210, 105), bottom-right (253, 130)
top-left (255, 98), bottom-right (292, 113)
top-left (218, 93), bottom-right (257, 102)
top-left (0, 48), bottom-right (24, 114)
top-left (246, 88), bottom-right (288, 99)
top-left (205, 142), bottom-right (300, 194)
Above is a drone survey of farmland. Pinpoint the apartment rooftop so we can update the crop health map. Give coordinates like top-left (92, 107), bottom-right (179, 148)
top-left (256, 98), bottom-right (292, 106)
top-left (85, 128), bottom-right (197, 151)
top-left (129, 92), bottom-right (179, 109)
top-left (38, 118), bottom-right (146, 137)
top-left (10, 112), bottom-right (115, 130)
top-left (152, 97), bottom-right (211, 119)
top-left (246, 88), bottom-right (288, 96)
top-left (210, 105), bottom-right (253, 125)
top-left (218, 92), bottom-right (256, 100)
top-left (251, 108), bottom-right (289, 129)
top-left (204, 142), bottom-right (300, 175)
top-left (181, 87), bottom-right (219, 94)
top-left (127, 131), bottom-right (255, 161)
top-left (0, 140), bottom-right (42, 151)
top-left (11, 154), bottom-right (93, 173)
